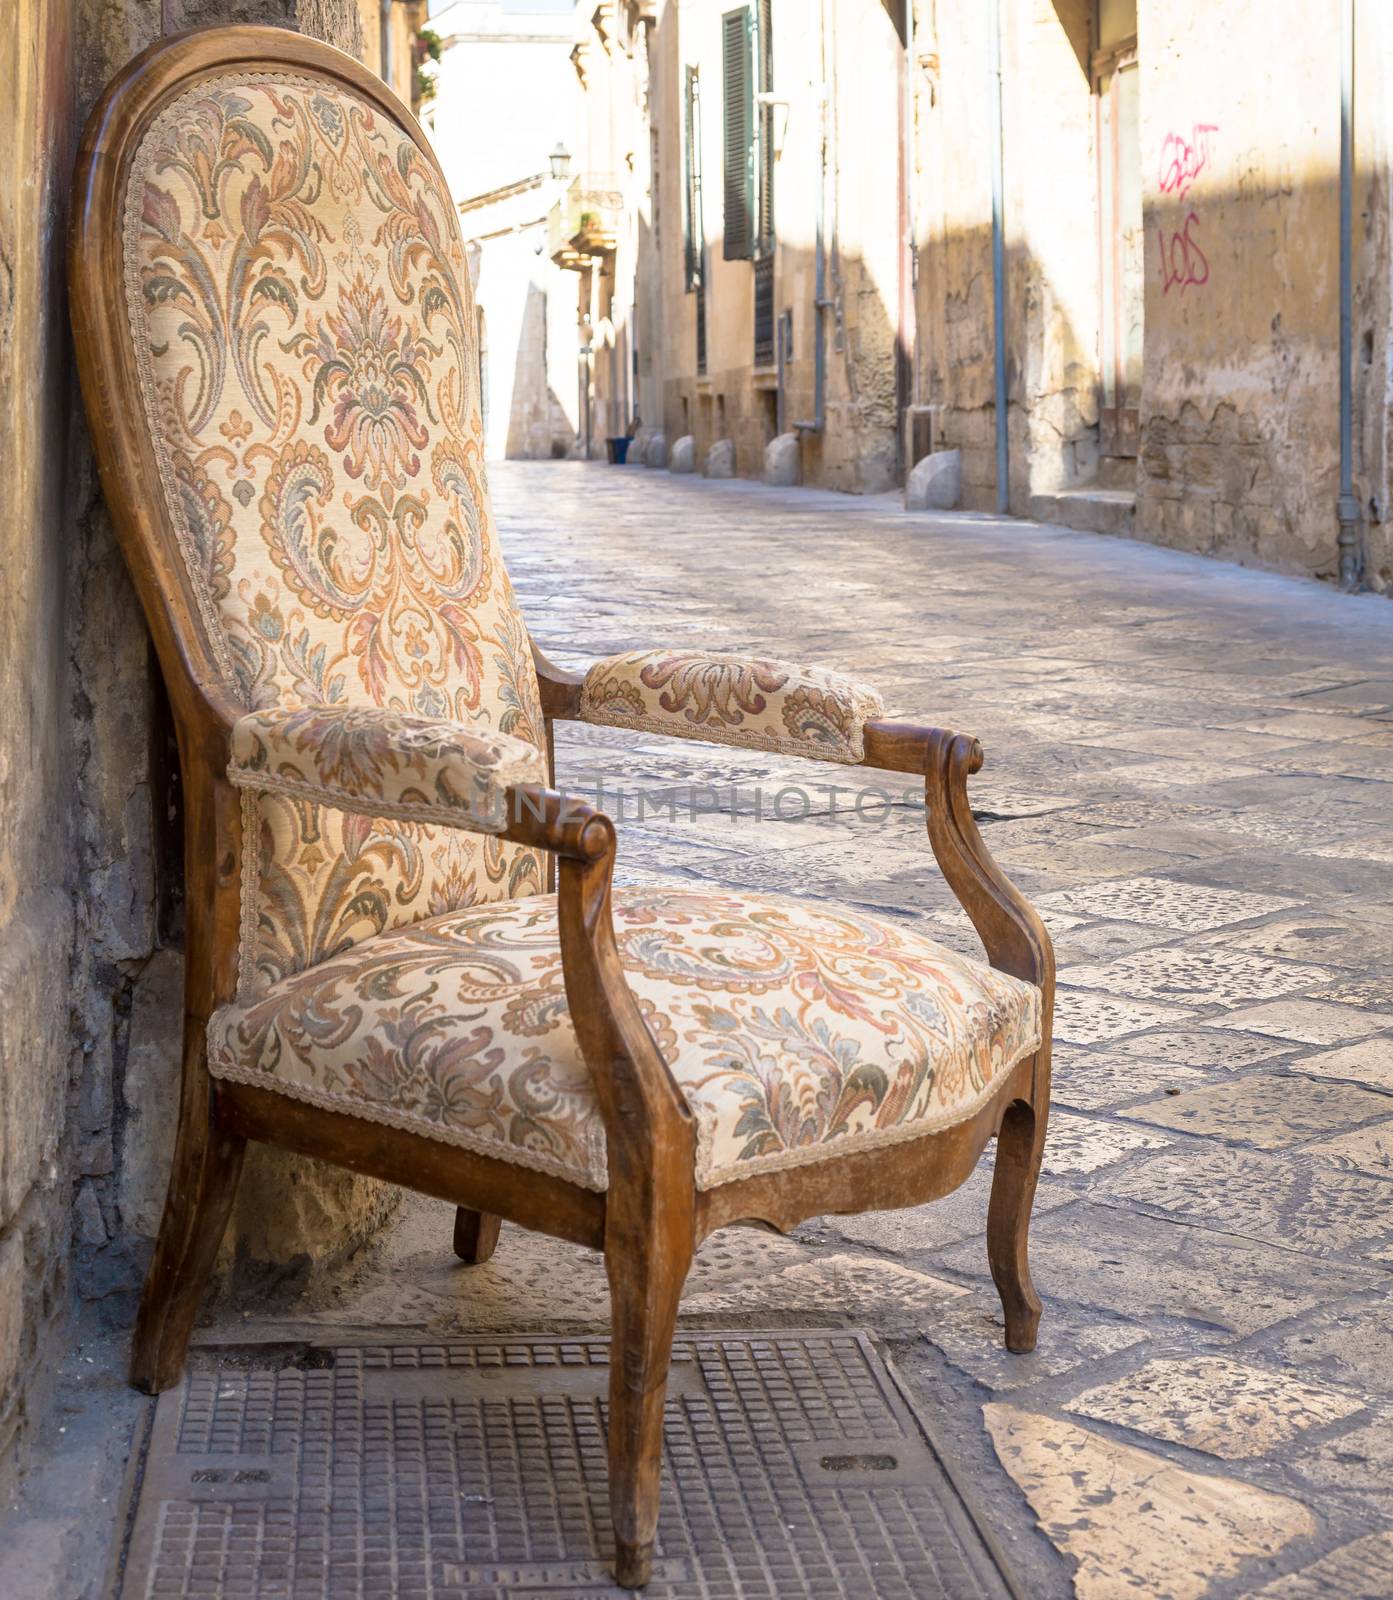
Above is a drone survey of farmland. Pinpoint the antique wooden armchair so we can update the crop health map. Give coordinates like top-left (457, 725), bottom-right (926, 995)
top-left (70, 27), bottom-right (1053, 1588)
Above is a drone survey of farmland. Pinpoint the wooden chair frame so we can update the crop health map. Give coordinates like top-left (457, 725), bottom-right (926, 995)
top-left (69, 28), bottom-right (1053, 1588)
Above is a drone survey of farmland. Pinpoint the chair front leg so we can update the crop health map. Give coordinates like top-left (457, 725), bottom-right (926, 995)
top-left (605, 1201), bottom-right (694, 1588)
top-left (551, 811), bottom-right (698, 1587)
top-left (987, 1081), bottom-right (1049, 1353)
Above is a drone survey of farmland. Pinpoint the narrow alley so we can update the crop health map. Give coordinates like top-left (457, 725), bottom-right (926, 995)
top-left (15, 461), bottom-right (1393, 1598)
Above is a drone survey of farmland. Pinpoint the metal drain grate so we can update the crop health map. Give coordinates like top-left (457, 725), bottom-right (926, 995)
top-left (116, 1331), bottom-right (1016, 1600)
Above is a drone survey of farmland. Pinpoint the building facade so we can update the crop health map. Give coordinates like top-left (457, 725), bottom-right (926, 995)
top-left (640, 0), bottom-right (908, 490)
top-left (548, 0), bottom-right (663, 459)
top-left (913, 0), bottom-right (1393, 590)
top-left (557, 0), bottom-right (1393, 591)
top-left (426, 0), bottom-right (583, 460)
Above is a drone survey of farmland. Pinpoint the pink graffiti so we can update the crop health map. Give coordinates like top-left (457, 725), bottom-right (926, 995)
top-left (1158, 211), bottom-right (1210, 294)
top-left (1158, 123), bottom-right (1219, 200)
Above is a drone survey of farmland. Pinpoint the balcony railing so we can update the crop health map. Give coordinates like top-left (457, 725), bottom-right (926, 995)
top-left (547, 175), bottom-right (624, 269)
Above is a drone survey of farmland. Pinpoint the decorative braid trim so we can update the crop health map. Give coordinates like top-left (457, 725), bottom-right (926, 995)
top-left (207, 1001), bottom-right (1041, 1196)
top-left (237, 785), bottom-right (262, 1000)
top-left (225, 765), bottom-right (541, 835)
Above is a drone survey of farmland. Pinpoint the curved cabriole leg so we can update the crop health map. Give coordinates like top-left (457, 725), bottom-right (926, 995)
top-left (452, 1207), bottom-right (502, 1263)
top-left (129, 1086), bottom-right (246, 1395)
top-left (606, 1228), bottom-right (692, 1589)
top-left (988, 1095), bottom-right (1047, 1353)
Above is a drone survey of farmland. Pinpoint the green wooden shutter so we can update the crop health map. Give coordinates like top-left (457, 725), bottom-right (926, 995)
top-left (683, 64), bottom-right (702, 290)
top-left (722, 7), bottom-right (755, 261)
top-left (755, 0), bottom-right (773, 253)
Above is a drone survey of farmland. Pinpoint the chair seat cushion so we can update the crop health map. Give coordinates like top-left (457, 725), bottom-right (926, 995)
top-left (208, 887), bottom-right (1042, 1191)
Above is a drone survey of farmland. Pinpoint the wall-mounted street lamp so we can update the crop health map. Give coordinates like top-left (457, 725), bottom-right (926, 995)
top-left (549, 143), bottom-right (572, 181)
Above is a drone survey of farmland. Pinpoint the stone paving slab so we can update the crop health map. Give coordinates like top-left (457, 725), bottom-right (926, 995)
top-left (1095, 1146), bottom-right (1393, 1256)
top-left (982, 1404), bottom-right (1317, 1600)
top-left (1250, 1533), bottom-right (1393, 1598)
top-left (1062, 1354), bottom-right (1366, 1460)
top-left (939, 1204), bottom-right (1383, 1337)
top-left (1119, 1073), bottom-right (1393, 1148)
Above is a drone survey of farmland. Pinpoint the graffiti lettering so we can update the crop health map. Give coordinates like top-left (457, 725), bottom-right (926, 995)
top-left (1157, 123), bottom-right (1216, 293)
top-left (1158, 211), bottom-right (1210, 294)
top-left (1158, 123), bottom-right (1219, 200)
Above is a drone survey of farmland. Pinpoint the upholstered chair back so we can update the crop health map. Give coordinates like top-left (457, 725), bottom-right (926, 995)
top-left (123, 72), bottom-right (546, 993)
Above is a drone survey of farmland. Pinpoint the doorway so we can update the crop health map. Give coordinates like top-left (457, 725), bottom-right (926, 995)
top-left (1094, 0), bottom-right (1141, 461)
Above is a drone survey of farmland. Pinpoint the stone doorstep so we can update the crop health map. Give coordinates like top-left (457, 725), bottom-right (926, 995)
top-left (1028, 487), bottom-right (1137, 540)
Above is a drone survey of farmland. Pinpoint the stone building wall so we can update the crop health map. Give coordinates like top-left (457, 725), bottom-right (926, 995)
top-left (649, 0), bottom-right (906, 492)
top-left (1136, 0), bottom-right (1362, 579)
top-left (912, 0), bottom-right (1100, 508)
top-left (0, 0), bottom-right (412, 1497)
top-left (428, 0), bottom-right (581, 462)
top-left (913, 0), bottom-right (1393, 588)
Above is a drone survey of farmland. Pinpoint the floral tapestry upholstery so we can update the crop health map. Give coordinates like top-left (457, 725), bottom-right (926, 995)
top-left (581, 650), bottom-right (886, 764)
top-left (208, 885), bottom-right (1042, 1191)
top-left (229, 705), bottom-right (547, 832)
top-left (123, 74), bottom-right (546, 994)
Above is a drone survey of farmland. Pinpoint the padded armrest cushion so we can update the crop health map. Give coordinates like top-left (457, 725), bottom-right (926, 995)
top-left (579, 649), bottom-right (885, 763)
top-left (228, 705), bottom-right (548, 832)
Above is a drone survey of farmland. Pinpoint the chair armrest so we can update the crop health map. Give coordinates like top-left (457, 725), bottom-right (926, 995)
top-left (227, 704), bottom-right (549, 834)
top-left (577, 648), bottom-right (885, 763)
top-left (228, 702), bottom-right (686, 1148)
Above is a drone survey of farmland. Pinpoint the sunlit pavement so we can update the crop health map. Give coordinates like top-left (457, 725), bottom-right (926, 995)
top-left (484, 461), bottom-right (1393, 1596)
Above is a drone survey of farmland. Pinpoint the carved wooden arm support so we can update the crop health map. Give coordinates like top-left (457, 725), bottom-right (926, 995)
top-left (533, 647), bottom-right (1053, 997)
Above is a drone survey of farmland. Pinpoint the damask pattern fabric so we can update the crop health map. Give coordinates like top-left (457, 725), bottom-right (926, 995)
top-left (123, 74), bottom-right (547, 993)
top-left (581, 649), bottom-right (885, 763)
top-left (208, 885), bottom-right (1042, 1191)
top-left (229, 704), bottom-right (547, 831)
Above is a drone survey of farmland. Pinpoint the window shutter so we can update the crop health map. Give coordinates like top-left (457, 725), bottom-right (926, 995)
top-left (722, 7), bottom-right (754, 261)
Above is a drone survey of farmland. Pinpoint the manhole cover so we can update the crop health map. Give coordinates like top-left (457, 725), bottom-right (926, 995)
top-left (114, 1331), bottom-right (1017, 1599)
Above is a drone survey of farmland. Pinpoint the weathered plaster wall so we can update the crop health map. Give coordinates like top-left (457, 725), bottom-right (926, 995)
top-left (1, 0), bottom-right (401, 1496)
top-left (0, 0), bottom-right (81, 1493)
top-left (912, 0), bottom-right (1099, 510)
top-left (913, 0), bottom-right (1392, 583)
top-left (1136, 0), bottom-right (1341, 576)
top-left (1359, 0), bottom-right (1393, 593)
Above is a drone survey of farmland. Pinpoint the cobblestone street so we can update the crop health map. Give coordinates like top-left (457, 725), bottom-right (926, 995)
top-left (14, 461), bottom-right (1393, 1598)
top-left (279, 460), bottom-right (1393, 1599)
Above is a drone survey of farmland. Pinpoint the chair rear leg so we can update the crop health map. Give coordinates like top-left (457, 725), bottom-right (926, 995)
top-left (130, 1089), bottom-right (245, 1394)
top-left (453, 1207), bottom-right (502, 1263)
top-left (987, 1096), bottom-right (1047, 1353)
top-left (606, 1230), bottom-right (691, 1589)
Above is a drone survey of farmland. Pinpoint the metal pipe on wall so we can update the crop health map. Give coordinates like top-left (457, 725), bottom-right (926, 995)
top-left (1337, 0), bottom-right (1362, 588)
top-left (896, 0), bottom-right (914, 472)
top-left (988, 0), bottom-right (1009, 514)
top-left (379, 0), bottom-right (394, 87)
top-left (794, 0), bottom-right (830, 433)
